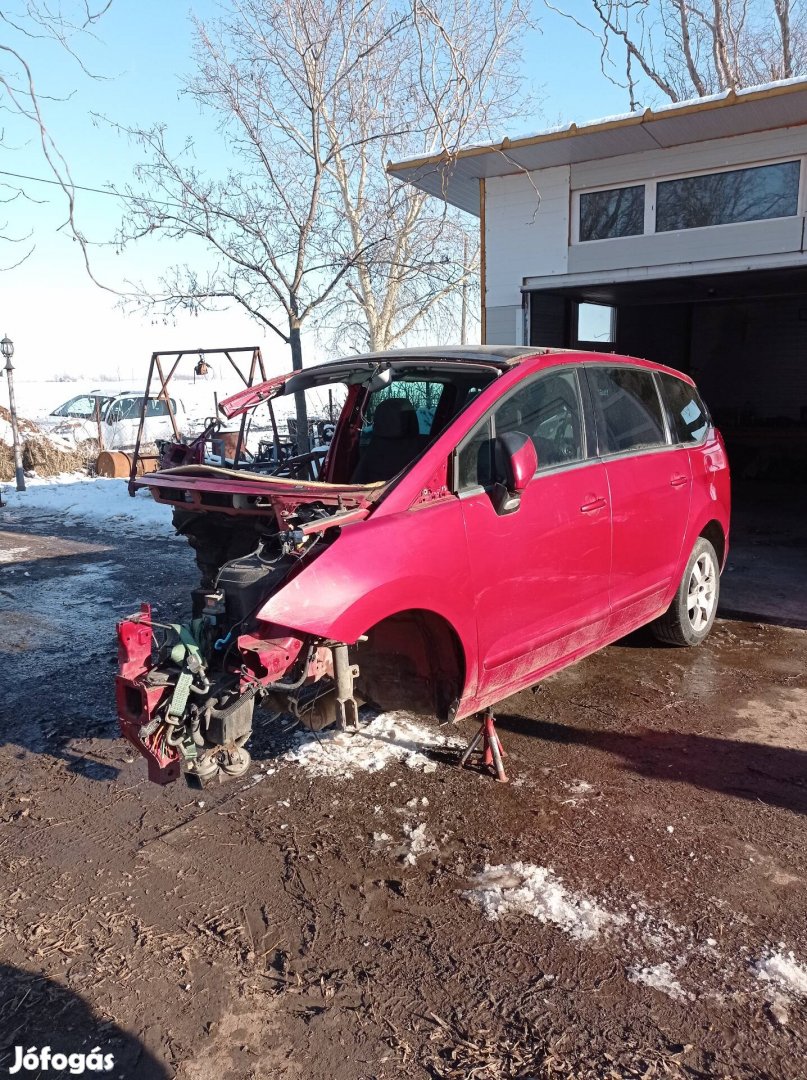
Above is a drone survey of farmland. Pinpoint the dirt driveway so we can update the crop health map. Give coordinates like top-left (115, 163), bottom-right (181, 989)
top-left (1, 500), bottom-right (806, 1080)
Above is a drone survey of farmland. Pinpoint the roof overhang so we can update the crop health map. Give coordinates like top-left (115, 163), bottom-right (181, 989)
top-left (388, 78), bottom-right (807, 216)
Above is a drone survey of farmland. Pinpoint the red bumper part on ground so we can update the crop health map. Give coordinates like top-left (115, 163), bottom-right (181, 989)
top-left (115, 604), bottom-right (180, 785)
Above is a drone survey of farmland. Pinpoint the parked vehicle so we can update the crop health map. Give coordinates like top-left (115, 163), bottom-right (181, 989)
top-left (45, 390), bottom-right (186, 450)
top-left (116, 346), bottom-right (730, 786)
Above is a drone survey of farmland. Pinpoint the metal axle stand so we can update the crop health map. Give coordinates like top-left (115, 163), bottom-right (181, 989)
top-left (459, 706), bottom-right (508, 783)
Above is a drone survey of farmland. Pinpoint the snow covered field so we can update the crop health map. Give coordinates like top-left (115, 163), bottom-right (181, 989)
top-left (0, 474), bottom-right (175, 535)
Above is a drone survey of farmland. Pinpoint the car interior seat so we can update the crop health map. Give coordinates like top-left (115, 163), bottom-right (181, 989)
top-left (351, 397), bottom-right (426, 484)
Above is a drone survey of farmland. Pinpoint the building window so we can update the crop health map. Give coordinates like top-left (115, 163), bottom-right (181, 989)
top-left (579, 185), bottom-right (644, 242)
top-left (656, 160), bottom-right (800, 232)
top-left (577, 302), bottom-right (615, 344)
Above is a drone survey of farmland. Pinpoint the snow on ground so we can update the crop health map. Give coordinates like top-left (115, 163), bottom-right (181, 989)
top-left (401, 822), bottom-right (437, 865)
top-left (0, 475), bottom-right (175, 536)
top-left (463, 862), bottom-right (626, 941)
top-left (280, 712), bottom-right (461, 778)
top-left (753, 950), bottom-right (807, 996)
top-left (628, 961), bottom-right (693, 1003)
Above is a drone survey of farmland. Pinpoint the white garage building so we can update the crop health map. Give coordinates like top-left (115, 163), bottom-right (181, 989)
top-left (390, 79), bottom-right (807, 475)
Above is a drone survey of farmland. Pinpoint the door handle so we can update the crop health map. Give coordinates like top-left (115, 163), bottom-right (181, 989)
top-left (580, 497), bottom-right (607, 513)
top-left (670, 475), bottom-right (689, 487)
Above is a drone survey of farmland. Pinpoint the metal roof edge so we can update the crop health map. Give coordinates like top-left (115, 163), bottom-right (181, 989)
top-left (387, 77), bottom-right (807, 176)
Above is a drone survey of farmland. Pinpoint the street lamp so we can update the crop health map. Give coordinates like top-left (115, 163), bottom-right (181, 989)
top-left (1, 334), bottom-right (25, 492)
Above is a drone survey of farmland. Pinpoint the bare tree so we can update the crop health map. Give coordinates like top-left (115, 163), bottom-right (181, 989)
top-left (114, 0), bottom-right (530, 391)
top-left (546, 1), bottom-right (806, 108)
top-left (0, 1), bottom-right (113, 272)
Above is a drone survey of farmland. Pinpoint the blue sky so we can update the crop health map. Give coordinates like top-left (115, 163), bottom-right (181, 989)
top-left (3, 1), bottom-right (633, 379)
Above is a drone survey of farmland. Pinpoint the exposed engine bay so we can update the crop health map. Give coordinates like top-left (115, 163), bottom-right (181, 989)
top-left (117, 498), bottom-right (363, 787)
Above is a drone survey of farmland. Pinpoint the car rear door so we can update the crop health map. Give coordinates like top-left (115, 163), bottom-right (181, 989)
top-left (584, 365), bottom-right (692, 631)
top-left (457, 366), bottom-right (612, 699)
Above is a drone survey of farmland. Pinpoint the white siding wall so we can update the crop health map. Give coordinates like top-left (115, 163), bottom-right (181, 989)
top-left (484, 125), bottom-right (807, 313)
top-left (484, 166), bottom-right (570, 309)
top-left (486, 305), bottom-right (524, 345)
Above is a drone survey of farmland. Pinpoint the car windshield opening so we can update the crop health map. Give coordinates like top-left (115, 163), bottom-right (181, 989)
top-left (346, 368), bottom-right (496, 485)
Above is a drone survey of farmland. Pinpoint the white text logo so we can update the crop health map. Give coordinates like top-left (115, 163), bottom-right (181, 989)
top-left (8, 1047), bottom-right (115, 1075)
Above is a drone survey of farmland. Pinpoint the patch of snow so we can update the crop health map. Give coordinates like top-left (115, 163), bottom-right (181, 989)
top-left (463, 862), bottom-right (625, 941)
top-left (753, 951), bottom-right (807, 997)
top-left (0, 475), bottom-right (175, 535)
top-left (280, 712), bottom-right (460, 778)
top-left (402, 822), bottom-right (436, 865)
top-left (565, 779), bottom-right (593, 795)
top-left (629, 962), bottom-right (693, 1002)
top-left (0, 545), bottom-right (30, 563)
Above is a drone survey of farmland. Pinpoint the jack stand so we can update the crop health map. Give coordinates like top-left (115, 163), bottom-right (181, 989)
top-left (459, 707), bottom-right (508, 783)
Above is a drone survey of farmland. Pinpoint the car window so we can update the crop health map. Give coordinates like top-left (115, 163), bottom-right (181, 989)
top-left (53, 395), bottom-right (104, 419)
top-left (588, 367), bottom-right (667, 454)
top-left (457, 369), bottom-right (585, 491)
top-left (457, 418), bottom-right (494, 490)
top-left (108, 397), bottom-right (143, 423)
top-left (363, 379), bottom-right (444, 438)
top-left (146, 397), bottom-right (177, 417)
top-left (494, 369), bottom-right (584, 470)
top-left (658, 374), bottom-right (710, 444)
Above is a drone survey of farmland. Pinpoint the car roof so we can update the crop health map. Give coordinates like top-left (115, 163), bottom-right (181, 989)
top-left (219, 344), bottom-right (693, 419)
top-left (328, 345), bottom-right (687, 377)
top-left (334, 345), bottom-right (562, 369)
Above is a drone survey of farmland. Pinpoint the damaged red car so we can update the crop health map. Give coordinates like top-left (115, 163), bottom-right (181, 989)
top-left (117, 346), bottom-right (730, 786)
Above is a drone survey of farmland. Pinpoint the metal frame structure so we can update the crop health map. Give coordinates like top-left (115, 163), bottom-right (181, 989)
top-left (129, 346), bottom-right (269, 490)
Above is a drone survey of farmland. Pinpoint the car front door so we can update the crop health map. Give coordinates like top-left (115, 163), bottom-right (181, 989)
top-left (457, 367), bottom-right (612, 700)
top-left (584, 365), bottom-right (692, 631)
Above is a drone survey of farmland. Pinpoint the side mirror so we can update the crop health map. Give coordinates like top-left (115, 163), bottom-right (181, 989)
top-left (492, 432), bottom-right (537, 515)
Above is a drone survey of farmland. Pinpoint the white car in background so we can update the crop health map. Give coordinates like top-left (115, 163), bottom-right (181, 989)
top-left (44, 390), bottom-right (187, 450)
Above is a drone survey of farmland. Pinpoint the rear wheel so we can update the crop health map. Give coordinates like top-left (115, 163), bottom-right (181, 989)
top-left (651, 537), bottom-right (719, 647)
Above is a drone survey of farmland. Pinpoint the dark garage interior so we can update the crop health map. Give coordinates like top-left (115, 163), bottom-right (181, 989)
top-left (529, 266), bottom-right (807, 470)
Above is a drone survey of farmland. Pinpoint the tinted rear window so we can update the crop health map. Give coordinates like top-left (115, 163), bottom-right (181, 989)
top-left (659, 374), bottom-right (710, 443)
top-left (588, 367), bottom-right (667, 454)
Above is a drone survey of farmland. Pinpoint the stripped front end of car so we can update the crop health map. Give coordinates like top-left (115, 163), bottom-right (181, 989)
top-left (115, 350), bottom-right (512, 786)
top-left (116, 468), bottom-right (380, 786)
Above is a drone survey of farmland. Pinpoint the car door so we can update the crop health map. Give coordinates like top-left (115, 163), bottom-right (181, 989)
top-left (143, 397), bottom-right (178, 445)
top-left (103, 396), bottom-right (141, 449)
top-left (584, 365), bottom-right (692, 630)
top-left (457, 366), bottom-right (612, 699)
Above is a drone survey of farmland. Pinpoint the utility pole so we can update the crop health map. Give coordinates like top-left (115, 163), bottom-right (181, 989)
top-left (1, 335), bottom-right (24, 493)
top-left (460, 235), bottom-right (469, 346)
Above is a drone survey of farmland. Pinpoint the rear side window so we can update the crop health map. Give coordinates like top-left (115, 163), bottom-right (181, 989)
top-left (588, 367), bottom-right (667, 454)
top-left (658, 374), bottom-right (710, 443)
top-left (146, 397), bottom-right (178, 417)
top-left (364, 379), bottom-right (445, 437)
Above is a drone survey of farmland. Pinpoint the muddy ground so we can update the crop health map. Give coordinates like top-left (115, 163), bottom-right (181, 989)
top-left (1, 499), bottom-right (806, 1080)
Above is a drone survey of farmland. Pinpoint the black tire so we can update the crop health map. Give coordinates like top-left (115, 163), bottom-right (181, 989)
top-left (651, 537), bottom-right (720, 647)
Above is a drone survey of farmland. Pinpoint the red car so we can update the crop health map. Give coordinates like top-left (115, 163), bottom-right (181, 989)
top-left (117, 347), bottom-right (730, 785)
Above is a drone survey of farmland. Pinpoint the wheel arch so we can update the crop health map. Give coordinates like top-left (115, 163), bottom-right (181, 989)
top-left (699, 519), bottom-right (727, 569)
top-left (354, 607), bottom-right (468, 720)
